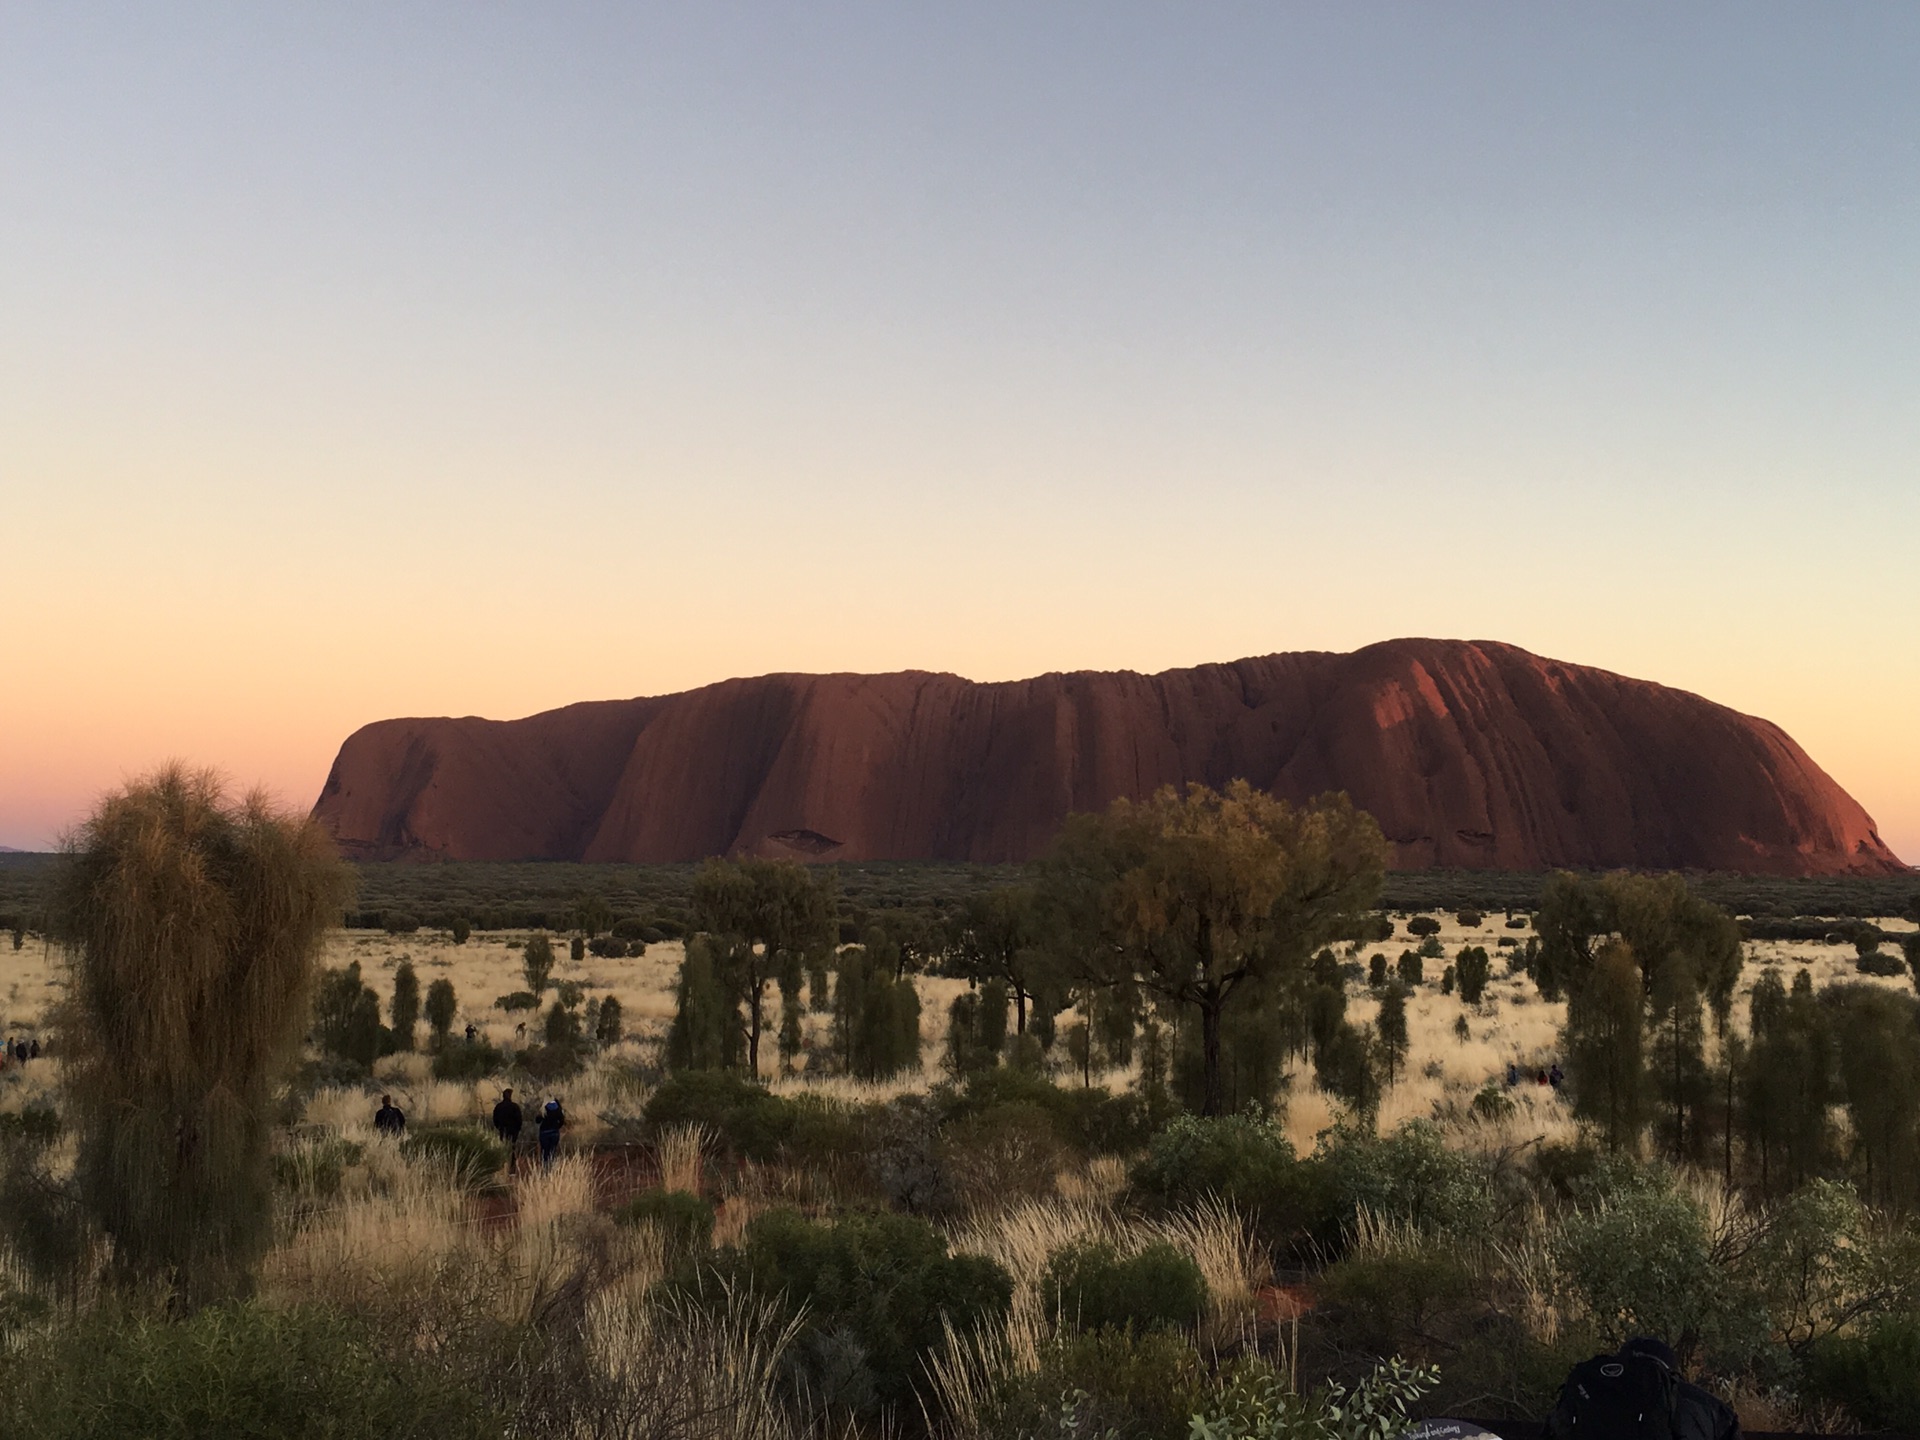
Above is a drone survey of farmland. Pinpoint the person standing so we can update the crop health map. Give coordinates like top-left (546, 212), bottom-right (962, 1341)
top-left (537, 1098), bottom-right (566, 1168)
top-left (492, 1087), bottom-right (523, 1155)
top-left (374, 1094), bottom-right (406, 1135)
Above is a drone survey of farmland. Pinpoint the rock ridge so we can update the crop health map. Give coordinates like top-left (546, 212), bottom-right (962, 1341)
top-left (311, 639), bottom-right (1905, 875)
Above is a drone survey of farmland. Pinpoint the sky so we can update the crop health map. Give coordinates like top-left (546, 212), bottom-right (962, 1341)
top-left (2, 4), bottom-right (1916, 860)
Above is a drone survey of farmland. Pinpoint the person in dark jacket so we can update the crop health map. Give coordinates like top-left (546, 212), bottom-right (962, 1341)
top-left (492, 1088), bottom-right (523, 1151)
top-left (537, 1099), bottom-right (566, 1168)
top-left (373, 1094), bottom-right (406, 1135)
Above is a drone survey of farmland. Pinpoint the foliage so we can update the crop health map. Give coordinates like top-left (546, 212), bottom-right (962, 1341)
top-left (431, 1039), bottom-right (504, 1082)
top-left (1042, 1239), bottom-right (1207, 1334)
top-left (1565, 939), bottom-right (1644, 1150)
top-left (1131, 1111), bottom-right (1298, 1216)
top-left (1406, 916), bottom-right (1441, 938)
top-left (390, 960), bottom-right (420, 1051)
top-left (400, 1125), bottom-right (506, 1188)
top-left (314, 962), bottom-right (388, 1070)
top-left (690, 1208), bottom-right (1010, 1419)
top-left (594, 994), bottom-right (623, 1046)
top-left (1454, 945), bottom-right (1490, 1005)
top-left (522, 935), bottom-right (555, 997)
top-left (423, 978), bottom-right (458, 1047)
top-left (615, 1189), bottom-right (715, 1255)
top-left (0, 1302), bottom-right (499, 1439)
top-left (691, 858), bottom-right (836, 1077)
top-left (1802, 1314), bottom-right (1920, 1436)
top-left (665, 936), bottom-right (745, 1073)
top-left (1312, 1120), bottom-right (1493, 1244)
top-left (46, 767), bottom-right (353, 1306)
top-left (832, 940), bottom-right (922, 1080)
top-left (989, 1328), bottom-right (1205, 1440)
top-left (494, 990), bottom-right (539, 1012)
top-left (1043, 782), bottom-right (1387, 1116)
top-left (1189, 1355), bottom-right (1439, 1440)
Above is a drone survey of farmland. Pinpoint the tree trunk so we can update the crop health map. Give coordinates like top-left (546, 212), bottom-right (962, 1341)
top-left (1014, 984), bottom-right (1027, 1035)
top-left (1200, 1000), bottom-right (1224, 1117)
top-left (747, 975), bottom-right (763, 1077)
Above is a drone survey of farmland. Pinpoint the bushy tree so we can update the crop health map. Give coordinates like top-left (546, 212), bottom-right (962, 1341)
top-left (389, 960), bottom-right (419, 1052)
top-left (422, 978), bottom-right (457, 1049)
top-left (950, 886), bottom-right (1055, 1035)
top-left (1367, 953), bottom-right (1388, 988)
top-left (691, 858), bottom-right (835, 1077)
top-left (1044, 783), bottom-right (1387, 1116)
top-left (1395, 950), bottom-right (1423, 987)
top-left (314, 963), bottom-right (385, 1070)
top-left (665, 936), bottom-right (743, 1072)
top-left (595, 994), bottom-right (623, 1047)
top-left (1407, 916), bottom-right (1441, 939)
top-left (833, 940), bottom-right (922, 1080)
top-left (47, 766), bottom-right (352, 1305)
top-left (448, 916), bottom-right (471, 945)
top-left (1455, 945), bottom-right (1491, 1005)
top-left (1375, 984), bottom-right (1409, 1084)
top-left (522, 935), bottom-right (555, 997)
top-left (1566, 940), bottom-right (1645, 1151)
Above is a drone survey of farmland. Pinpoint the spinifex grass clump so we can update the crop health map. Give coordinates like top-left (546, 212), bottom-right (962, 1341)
top-left (49, 765), bottom-right (352, 1306)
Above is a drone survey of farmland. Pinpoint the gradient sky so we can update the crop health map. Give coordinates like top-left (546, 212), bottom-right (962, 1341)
top-left (4, 5), bottom-right (1917, 860)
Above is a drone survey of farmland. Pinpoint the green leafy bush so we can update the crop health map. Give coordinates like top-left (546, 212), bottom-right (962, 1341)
top-left (1855, 948), bottom-right (1905, 977)
top-left (989, 1328), bottom-right (1204, 1440)
top-left (0, 1302), bottom-right (498, 1439)
top-left (1318, 1248), bottom-right (1473, 1354)
top-left (1189, 1354), bottom-right (1439, 1440)
top-left (1314, 1120), bottom-right (1492, 1243)
top-left (1802, 1314), bottom-right (1920, 1436)
top-left (401, 1125), bottom-right (506, 1188)
top-left (690, 1208), bottom-right (1010, 1419)
top-left (431, 1040), bottom-right (505, 1082)
top-left (1407, 916), bottom-right (1441, 938)
top-left (1131, 1111), bottom-right (1298, 1215)
top-left (493, 991), bottom-right (539, 1012)
top-left (614, 1188), bottom-right (714, 1254)
top-left (1042, 1240), bottom-right (1206, 1334)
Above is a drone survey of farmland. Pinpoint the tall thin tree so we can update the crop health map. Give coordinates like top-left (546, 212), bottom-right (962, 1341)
top-left (48, 766), bottom-right (351, 1306)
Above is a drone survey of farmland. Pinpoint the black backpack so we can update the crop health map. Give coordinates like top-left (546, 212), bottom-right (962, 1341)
top-left (1550, 1351), bottom-right (1678, 1440)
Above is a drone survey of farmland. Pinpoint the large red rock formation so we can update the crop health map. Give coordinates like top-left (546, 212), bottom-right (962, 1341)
top-left (312, 639), bottom-right (1906, 875)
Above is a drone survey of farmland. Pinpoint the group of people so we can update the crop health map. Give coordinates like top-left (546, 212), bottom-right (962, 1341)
top-left (370, 1086), bottom-right (569, 1168)
top-left (0, 1036), bottom-right (39, 1069)
top-left (1506, 1060), bottom-right (1563, 1090)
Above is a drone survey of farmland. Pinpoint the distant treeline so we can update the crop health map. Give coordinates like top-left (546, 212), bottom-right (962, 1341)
top-left (1, 850), bottom-right (1913, 940)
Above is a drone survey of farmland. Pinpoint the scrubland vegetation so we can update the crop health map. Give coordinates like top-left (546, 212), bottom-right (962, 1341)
top-left (1, 776), bottom-right (1919, 1436)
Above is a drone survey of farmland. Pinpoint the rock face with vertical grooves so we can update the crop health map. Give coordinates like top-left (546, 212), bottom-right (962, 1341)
top-left (311, 639), bottom-right (1906, 875)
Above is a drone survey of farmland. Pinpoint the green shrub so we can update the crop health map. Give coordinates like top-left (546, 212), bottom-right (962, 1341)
top-left (0, 1105), bottom-right (61, 1145)
top-left (1855, 949), bottom-right (1905, 977)
top-left (615, 1189), bottom-right (714, 1254)
top-left (1802, 1314), bottom-right (1920, 1435)
top-left (641, 1067), bottom-right (844, 1167)
top-left (1367, 954), bottom-right (1388, 987)
top-left (1318, 1248), bottom-right (1473, 1354)
top-left (990, 1327), bottom-right (1204, 1440)
top-left (1314, 1120), bottom-right (1492, 1243)
top-left (940, 1102), bottom-right (1068, 1209)
top-left (690, 1208), bottom-right (1011, 1419)
top-left (401, 1125), bottom-right (506, 1187)
top-left (1456, 909), bottom-right (1483, 928)
top-left (1121, 1113), bottom-right (1305, 1221)
top-left (493, 991), bottom-right (539, 1012)
top-left (0, 1302), bottom-right (498, 1438)
top-left (1042, 1240), bottom-right (1206, 1334)
top-left (587, 935), bottom-right (627, 958)
top-left (943, 1068), bottom-right (1147, 1156)
top-left (271, 1136), bottom-right (363, 1200)
top-left (431, 1040), bottom-right (504, 1082)
top-left (1407, 916), bottom-right (1441, 938)
top-left (382, 911), bottom-right (421, 935)
top-left (448, 916), bottom-right (471, 945)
